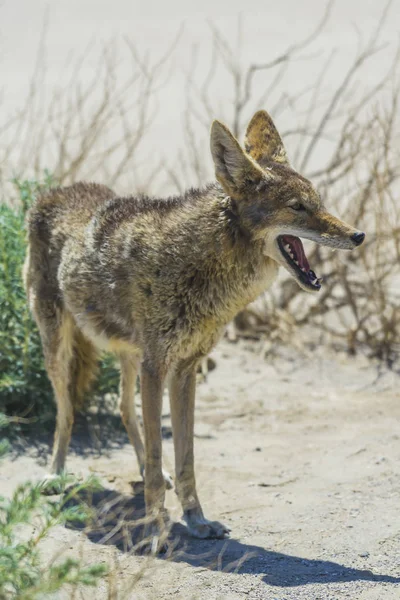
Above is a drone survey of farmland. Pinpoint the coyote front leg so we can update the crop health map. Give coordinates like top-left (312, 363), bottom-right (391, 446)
top-left (169, 361), bottom-right (230, 539)
top-left (119, 354), bottom-right (173, 489)
top-left (140, 362), bottom-right (169, 546)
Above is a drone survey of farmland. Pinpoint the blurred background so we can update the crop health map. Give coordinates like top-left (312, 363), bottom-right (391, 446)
top-left (1, 0), bottom-right (400, 420)
top-left (1, 4), bottom-right (400, 598)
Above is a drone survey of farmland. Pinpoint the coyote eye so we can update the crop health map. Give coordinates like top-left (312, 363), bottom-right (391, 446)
top-left (290, 201), bottom-right (306, 212)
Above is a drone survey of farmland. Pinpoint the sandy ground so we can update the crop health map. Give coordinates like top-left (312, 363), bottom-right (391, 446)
top-left (2, 339), bottom-right (400, 599)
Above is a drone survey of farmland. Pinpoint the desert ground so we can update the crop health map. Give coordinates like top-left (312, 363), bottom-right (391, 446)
top-left (2, 338), bottom-right (400, 599)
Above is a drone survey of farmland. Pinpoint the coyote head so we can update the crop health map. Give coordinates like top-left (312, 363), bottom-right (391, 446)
top-left (210, 111), bottom-right (365, 293)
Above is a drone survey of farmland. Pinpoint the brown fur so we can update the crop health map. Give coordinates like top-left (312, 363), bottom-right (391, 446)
top-left (245, 110), bottom-right (289, 165)
top-left (24, 110), bottom-right (364, 545)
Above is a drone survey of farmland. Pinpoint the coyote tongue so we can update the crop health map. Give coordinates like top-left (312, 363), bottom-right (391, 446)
top-left (281, 235), bottom-right (310, 272)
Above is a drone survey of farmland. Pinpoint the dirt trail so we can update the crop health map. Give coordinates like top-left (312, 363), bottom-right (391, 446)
top-left (2, 340), bottom-right (400, 599)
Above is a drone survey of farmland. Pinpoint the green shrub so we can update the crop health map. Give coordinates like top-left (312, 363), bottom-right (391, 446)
top-left (0, 415), bottom-right (108, 599)
top-left (0, 478), bottom-right (108, 599)
top-left (0, 176), bottom-right (120, 427)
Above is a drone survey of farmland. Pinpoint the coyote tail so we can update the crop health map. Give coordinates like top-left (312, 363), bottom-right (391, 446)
top-left (69, 329), bottom-right (99, 411)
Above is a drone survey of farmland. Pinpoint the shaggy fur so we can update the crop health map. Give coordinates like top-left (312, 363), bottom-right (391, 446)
top-left (24, 110), bottom-right (364, 545)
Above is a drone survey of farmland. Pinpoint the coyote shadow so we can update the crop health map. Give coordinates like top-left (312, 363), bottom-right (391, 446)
top-left (9, 412), bottom-right (172, 462)
top-left (64, 485), bottom-right (400, 588)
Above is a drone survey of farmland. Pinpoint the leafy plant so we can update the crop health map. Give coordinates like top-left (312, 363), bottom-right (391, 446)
top-left (0, 416), bottom-right (108, 599)
top-left (0, 176), bottom-right (120, 427)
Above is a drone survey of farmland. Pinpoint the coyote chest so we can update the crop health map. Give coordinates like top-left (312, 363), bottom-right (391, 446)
top-left (167, 256), bottom-right (278, 361)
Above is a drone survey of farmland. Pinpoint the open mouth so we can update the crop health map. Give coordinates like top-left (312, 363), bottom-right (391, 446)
top-left (277, 235), bottom-right (322, 291)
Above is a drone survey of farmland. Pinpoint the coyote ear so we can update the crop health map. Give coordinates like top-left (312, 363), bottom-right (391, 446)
top-left (210, 120), bottom-right (265, 196)
top-left (245, 110), bottom-right (289, 166)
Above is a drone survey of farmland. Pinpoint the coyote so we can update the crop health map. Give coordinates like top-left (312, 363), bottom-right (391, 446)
top-left (24, 110), bottom-right (365, 545)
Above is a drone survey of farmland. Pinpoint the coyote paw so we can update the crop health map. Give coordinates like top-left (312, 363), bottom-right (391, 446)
top-left (184, 511), bottom-right (231, 539)
top-left (139, 524), bottom-right (168, 555)
top-left (138, 511), bottom-right (170, 554)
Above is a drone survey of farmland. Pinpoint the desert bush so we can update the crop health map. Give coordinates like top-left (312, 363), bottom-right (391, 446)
top-left (0, 176), bottom-right (120, 426)
top-left (0, 30), bottom-right (181, 202)
top-left (0, 415), bottom-right (108, 600)
top-left (0, 478), bottom-right (107, 600)
top-left (1, 2), bottom-right (399, 366)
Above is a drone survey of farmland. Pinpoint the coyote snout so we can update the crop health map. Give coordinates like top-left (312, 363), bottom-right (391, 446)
top-left (25, 108), bottom-right (365, 550)
top-left (265, 207), bottom-right (365, 293)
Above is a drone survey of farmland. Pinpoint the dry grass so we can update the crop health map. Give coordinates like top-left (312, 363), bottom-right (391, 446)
top-left (0, 25), bottom-right (182, 203)
top-left (1, 2), bottom-right (399, 364)
top-left (170, 1), bottom-right (400, 364)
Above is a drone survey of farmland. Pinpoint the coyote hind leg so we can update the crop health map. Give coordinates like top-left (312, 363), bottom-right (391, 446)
top-left (119, 354), bottom-right (145, 476)
top-left (119, 353), bottom-right (173, 489)
top-left (42, 311), bottom-right (76, 478)
top-left (37, 306), bottom-right (98, 484)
